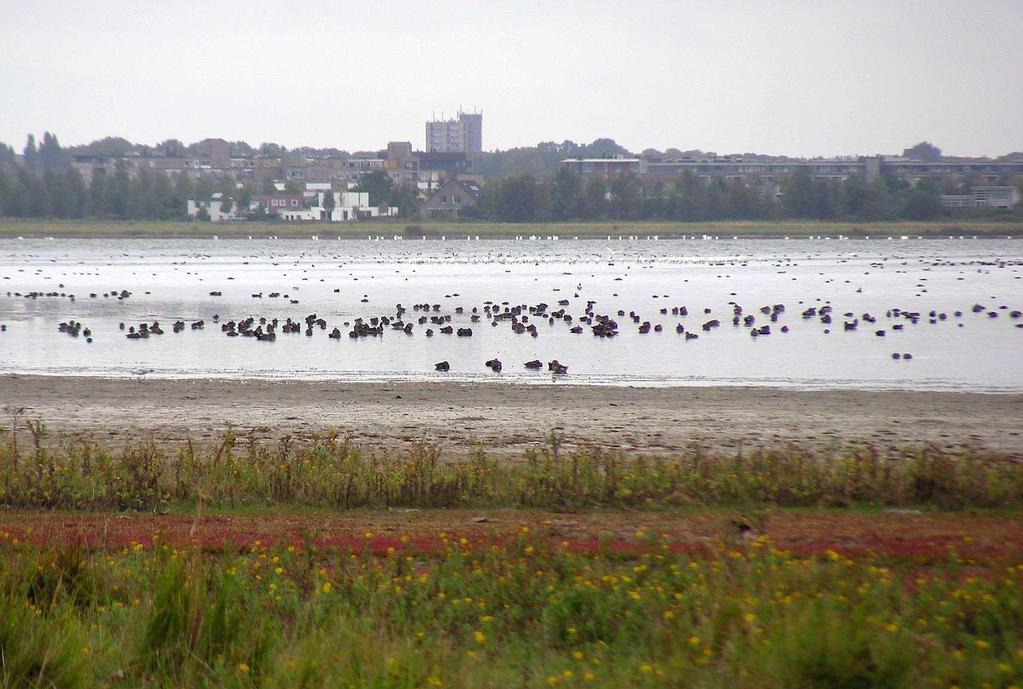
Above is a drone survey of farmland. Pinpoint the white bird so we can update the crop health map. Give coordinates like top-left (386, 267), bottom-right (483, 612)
top-left (130, 368), bottom-right (154, 381)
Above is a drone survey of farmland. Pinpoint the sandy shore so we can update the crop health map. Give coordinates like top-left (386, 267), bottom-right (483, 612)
top-left (2, 375), bottom-right (1021, 457)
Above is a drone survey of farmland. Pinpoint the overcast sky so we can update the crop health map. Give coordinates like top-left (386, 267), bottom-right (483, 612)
top-left (1, 0), bottom-right (1020, 157)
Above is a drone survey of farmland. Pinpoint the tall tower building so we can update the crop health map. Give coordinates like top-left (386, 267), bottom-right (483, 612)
top-left (425, 110), bottom-right (482, 154)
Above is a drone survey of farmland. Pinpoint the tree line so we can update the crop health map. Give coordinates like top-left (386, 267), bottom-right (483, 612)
top-left (460, 167), bottom-right (1014, 223)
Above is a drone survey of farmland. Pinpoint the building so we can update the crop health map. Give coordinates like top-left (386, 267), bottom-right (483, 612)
top-left (559, 158), bottom-right (642, 178)
top-left (186, 193), bottom-right (239, 222)
top-left (253, 194), bottom-right (305, 215)
top-left (941, 186), bottom-right (1021, 209)
top-left (423, 179), bottom-right (482, 218)
top-left (561, 153), bottom-right (1023, 187)
top-left (425, 110), bottom-right (482, 154)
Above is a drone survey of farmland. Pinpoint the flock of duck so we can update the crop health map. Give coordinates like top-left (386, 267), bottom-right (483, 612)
top-left (10, 289), bottom-right (1019, 375)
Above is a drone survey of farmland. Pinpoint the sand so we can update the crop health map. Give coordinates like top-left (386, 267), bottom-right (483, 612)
top-left (2, 374), bottom-right (1021, 457)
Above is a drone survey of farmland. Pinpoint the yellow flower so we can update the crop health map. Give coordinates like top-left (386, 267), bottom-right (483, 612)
top-left (474, 630), bottom-right (486, 644)
top-left (975, 639), bottom-right (991, 650)
top-left (237, 663), bottom-right (250, 673)
top-left (321, 581), bottom-right (332, 594)
top-left (688, 636), bottom-right (701, 647)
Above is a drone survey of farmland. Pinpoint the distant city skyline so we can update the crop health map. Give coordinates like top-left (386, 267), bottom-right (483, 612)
top-left (1, 0), bottom-right (1020, 157)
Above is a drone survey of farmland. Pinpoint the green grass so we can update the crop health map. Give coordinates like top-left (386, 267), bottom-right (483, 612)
top-left (1, 529), bottom-right (1021, 688)
top-left (1, 218), bottom-right (1021, 239)
top-left (2, 430), bottom-right (1021, 511)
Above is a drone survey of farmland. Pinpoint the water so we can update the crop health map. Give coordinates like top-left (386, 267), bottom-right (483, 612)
top-left (1, 237), bottom-right (1020, 391)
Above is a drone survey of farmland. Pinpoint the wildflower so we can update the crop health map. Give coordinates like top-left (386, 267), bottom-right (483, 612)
top-left (321, 581), bottom-right (332, 594)
top-left (688, 636), bottom-right (701, 647)
top-left (885, 623), bottom-right (899, 633)
top-left (584, 671), bottom-right (596, 682)
top-left (572, 651), bottom-right (584, 661)
top-left (474, 630), bottom-right (486, 644)
top-left (237, 663), bottom-right (250, 673)
top-left (974, 639), bottom-right (991, 650)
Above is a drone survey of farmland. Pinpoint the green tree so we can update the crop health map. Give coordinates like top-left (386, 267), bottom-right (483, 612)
top-left (321, 189), bottom-right (335, 216)
top-left (581, 176), bottom-right (608, 219)
top-left (900, 179), bottom-right (941, 220)
top-left (902, 142), bottom-right (942, 161)
top-left (23, 134), bottom-right (38, 171)
top-left (65, 168), bottom-right (88, 218)
top-left (0, 142), bottom-right (16, 172)
top-left (354, 171), bottom-right (394, 207)
top-left (781, 169), bottom-right (817, 218)
top-left (39, 132), bottom-right (68, 169)
top-left (609, 173), bottom-right (643, 219)
top-left (550, 167), bottom-right (580, 220)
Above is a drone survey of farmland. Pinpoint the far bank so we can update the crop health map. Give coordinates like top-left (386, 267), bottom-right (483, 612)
top-left (1, 219), bottom-right (1021, 239)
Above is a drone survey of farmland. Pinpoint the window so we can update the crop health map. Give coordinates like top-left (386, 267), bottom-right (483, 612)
top-left (291, 199), bottom-right (298, 206)
top-left (271, 199), bottom-right (278, 207)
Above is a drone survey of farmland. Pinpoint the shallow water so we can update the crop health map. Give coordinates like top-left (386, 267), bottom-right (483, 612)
top-left (1, 236), bottom-right (1020, 391)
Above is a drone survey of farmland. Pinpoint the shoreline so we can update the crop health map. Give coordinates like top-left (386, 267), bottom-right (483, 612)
top-left (3, 374), bottom-right (1021, 457)
top-left (1, 219), bottom-right (1020, 240)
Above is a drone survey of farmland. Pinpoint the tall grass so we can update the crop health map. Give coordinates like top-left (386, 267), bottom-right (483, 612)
top-left (0, 531), bottom-right (1020, 688)
top-left (0, 428), bottom-right (1021, 511)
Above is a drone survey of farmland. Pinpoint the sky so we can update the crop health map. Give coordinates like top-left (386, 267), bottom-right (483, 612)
top-left (1, 0), bottom-right (1021, 158)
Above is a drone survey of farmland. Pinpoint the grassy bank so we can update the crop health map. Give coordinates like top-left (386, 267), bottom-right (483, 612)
top-left (4, 429), bottom-right (1022, 688)
top-left (1, 528), bottom-right (1021, 688)
top-left (2, 430), bottom-right (1021, 511)
top-left (1, 218), bottom-right (1021, 239)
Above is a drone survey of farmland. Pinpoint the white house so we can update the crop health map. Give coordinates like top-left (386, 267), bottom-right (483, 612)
top-left (186, 193), bottom-right (239, 222)
top-left (283, 189), bottom-right (398, 222)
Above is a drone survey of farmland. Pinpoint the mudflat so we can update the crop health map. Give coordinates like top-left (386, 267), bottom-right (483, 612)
top-left (2, 374), bottom-right (1021, 457)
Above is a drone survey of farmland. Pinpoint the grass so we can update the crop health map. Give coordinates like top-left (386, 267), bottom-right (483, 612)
top-left (1, 428), bottom-right (1022, 512)
top-left (1, 218), bottom-right (1021, 239)
top-left (3, 427), bottom-right (1022, 687)
top-left (1, 527), bottom-right (1021, 688)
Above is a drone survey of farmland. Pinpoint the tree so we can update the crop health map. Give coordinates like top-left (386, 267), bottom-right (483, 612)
top-left (0, 142), bottom-right (16, 172)
top-left (581, 176), bottom-right (608, 219)
top-left (23, 134), bottom-right (38, 171)
top-left (550, 167), bottom-right (580, 220)
top-left (321, 189), bottom-right (335, 214)
top-left (157, 139), bottom-right (185, 156)
top-left (354, 171), bottom-right (394, 207)
top-left (901, 179), bottom-right (941, 220)
top-left (902, 142), bottom-right (942, 161)
top-left (258, 142), bottom-right (287, 157)
top-left (65, 168), bottom-right (88, 218)
top-left (781, 169), bottom-right (817, 218)
top-left (609, 173), bottom-right (643, 219)
top-left (39, 132), bottom-right (68, 168)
